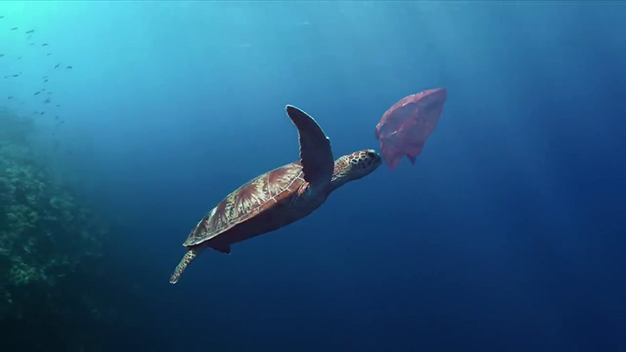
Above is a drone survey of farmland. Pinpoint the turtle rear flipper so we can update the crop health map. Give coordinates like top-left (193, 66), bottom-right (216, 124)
top-left (286, 105), bottom-right (334, 187)
top-left (170, 246), bottom-right (205, 284)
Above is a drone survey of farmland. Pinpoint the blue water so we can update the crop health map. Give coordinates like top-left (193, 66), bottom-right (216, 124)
top-left (2, 2), bottom-right (625, 351)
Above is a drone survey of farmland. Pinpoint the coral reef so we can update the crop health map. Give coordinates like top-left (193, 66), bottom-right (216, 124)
top-left (0, 107), bottom-right (107, 324)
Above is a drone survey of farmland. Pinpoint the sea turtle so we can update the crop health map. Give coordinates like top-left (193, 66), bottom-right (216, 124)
top-left (169, 105), bottom-right (382, 284)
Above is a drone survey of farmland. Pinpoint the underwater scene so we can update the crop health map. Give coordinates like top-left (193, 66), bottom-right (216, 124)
top-left (1, 2), bottom-right (625, 351)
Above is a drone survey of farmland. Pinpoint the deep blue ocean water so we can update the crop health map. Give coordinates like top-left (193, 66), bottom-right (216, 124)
top-left (1, 2), bottom-right (625, 351)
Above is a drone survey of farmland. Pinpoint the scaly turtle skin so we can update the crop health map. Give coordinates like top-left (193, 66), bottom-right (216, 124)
top-left (169, 105), bottom-right (382, 284)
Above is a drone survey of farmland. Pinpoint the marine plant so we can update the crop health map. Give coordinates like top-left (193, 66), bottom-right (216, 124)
top-left (0, 107), bottom-right (108, 340)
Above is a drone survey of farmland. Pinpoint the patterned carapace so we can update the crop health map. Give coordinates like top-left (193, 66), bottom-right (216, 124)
top-left (169, 105), bottom-right (382, 284)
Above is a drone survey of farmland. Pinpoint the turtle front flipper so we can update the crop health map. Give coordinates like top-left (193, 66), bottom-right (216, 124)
top-left (169, 245), bottom-right (205, 284)
top-left (285, 105), bottom-right (334, 187)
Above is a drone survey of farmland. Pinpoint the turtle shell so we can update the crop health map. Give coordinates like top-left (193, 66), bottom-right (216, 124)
top-left (182, 161), bottom-right (306, 247)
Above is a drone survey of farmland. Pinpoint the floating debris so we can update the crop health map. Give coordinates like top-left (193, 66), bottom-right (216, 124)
top-left (42, 43), bottom-right (49, 46)
top-left (25, 29), bottom-right (34, 34)
top-left (11, 73), bottom-right (19, 77)
top-left (66, 66), bottom-right (73, 69)
top-left (54, 63), bottom-right (60, 69)
top-left (34, 91), bottom-right (41, 95)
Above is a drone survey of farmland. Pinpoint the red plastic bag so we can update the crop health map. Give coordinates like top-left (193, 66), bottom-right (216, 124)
top-left (375, 88), bottom-right (447, 170)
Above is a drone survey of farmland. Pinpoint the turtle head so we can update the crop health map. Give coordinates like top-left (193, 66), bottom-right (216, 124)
top-left (329, 149), bottom-right (382, 191)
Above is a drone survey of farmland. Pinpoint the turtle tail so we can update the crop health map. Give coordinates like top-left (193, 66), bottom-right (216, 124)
top-left (169, 246), bottom-right (205, 284)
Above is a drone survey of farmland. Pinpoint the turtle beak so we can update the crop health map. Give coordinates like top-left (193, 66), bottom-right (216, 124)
top-left (363, 149), bottom-right (382, 172)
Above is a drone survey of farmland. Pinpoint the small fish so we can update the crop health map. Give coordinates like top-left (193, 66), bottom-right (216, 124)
top-left (46, 53), bottom-right (51, 56)
top-left (33, 111), bottom-right (38, 114)
top-left (3, 75), bottom-right (8, 79)
top-left (27, 35), bottom-right (31, 40)
top-left (34, 91), bottom-right (41, 95)
top-left (0, 16), bottom-right (4, 19)
top-left (56, 104), bottom-right (60, 107)
top-left (12, 74), bottom-right (19, 77)
top-left (54, 63), bottom-right (60, 69)
top-left (47, 92), bottom-right (52, 95)
top-left (42, 88), bottom-right (46, 91)
top-left (0, 54), bottom-right (4, 57)
top-left (44, 98), bottom-right (51, 104)
top-left (66, 66), bottom-right (73, 69)
top-left (40, 111), bottom-right (45, 115)
top-left (7, 96), bottom-right (12, 99)
top-left (28, 42), bottom-right (34, 46)
top-left (44, 79), bottom-right (48, 82)
top-left (54, 115), bottom-right (59, 120)
top-left (41, 43), bottom-right (48, 46)
top-left (10, 27), bottom-right (17, 30)
top-left (17, 56), bottom-right (21, 59)
top-left (25, 29), bottom-right (34, 34)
